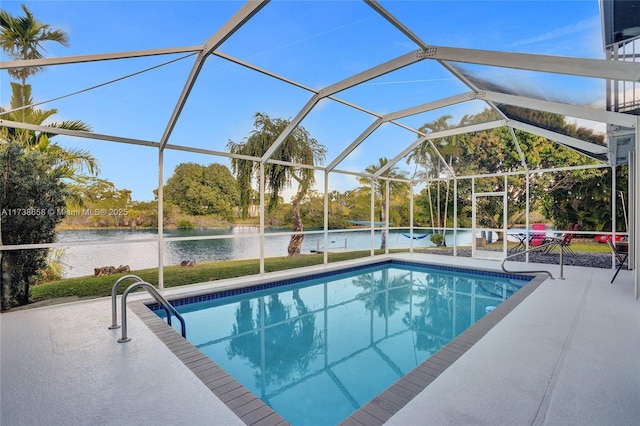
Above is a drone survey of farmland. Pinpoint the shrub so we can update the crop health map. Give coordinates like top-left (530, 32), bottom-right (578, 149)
top-left (430, 232), bottom-right (444, 246)
top-left (177, 219), bottom-right (194, 230)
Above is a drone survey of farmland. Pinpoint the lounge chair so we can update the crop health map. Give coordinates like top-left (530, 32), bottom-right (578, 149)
top-left (606, 236), bottom-right (628, 283)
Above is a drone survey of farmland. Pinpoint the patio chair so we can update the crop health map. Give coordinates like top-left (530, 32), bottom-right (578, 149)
top-left (606, 236), bottom-right (628, 284)
top-left (529, 223), bottom-right (547, 247)
top-left (556, 224), bottom-right (577, 255)
top-left (537, 224), bottom-right (577, 255)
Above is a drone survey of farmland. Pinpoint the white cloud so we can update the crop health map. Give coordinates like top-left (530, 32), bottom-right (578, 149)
top-left (509, 17), bottom-right (601, 49)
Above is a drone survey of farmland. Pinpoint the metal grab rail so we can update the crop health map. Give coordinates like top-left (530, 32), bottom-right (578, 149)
top-left (117, 281), bottom-right (186, 343)
top-left (109, 275), bottom-right (144, 330)
top-left (501, 240), bottom-right (565, 280)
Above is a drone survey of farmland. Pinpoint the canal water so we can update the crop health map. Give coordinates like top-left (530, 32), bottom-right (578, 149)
top-left (55, 228), bottom-right (472, 278)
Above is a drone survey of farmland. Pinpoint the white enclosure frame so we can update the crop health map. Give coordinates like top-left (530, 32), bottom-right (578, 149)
top-left (0, 0), bottom-right (637, 296)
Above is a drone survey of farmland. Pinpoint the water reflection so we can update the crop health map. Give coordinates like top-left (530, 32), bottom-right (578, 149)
top-left (227, 290), bottom-right (324, 389)
top-left (351, 270), bottom-right (412, 317)
top-left (403, 276), bottom-right (461, 352)
top-left (181, 266), bottom-right (525, 425)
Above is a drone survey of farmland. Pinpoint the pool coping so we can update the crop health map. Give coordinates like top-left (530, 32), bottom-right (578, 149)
top-left (339, 271), bottom-right (546, 426)
top-left (129, 301), bottom-right (288, 426)
top-left (129, 259), bottom-right (547, 426)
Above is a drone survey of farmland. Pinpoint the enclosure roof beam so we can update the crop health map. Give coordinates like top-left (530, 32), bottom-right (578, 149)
top-left (421, 45), bottom-right (640, 82)
top-left (320, 50), bottom-right (426, 97)
top-left (212, 51), bottom-right (390, 120)
top-left (267, 158), bottom-right (320, 171)
top-left (484, 91), bottom-right (637, 129)
top-left (366, 0), bottom-right (540, 178)
top-left (260, 95), bottom-right (321, 163)
top-left (0, 43), bottom-right (379, 123)
top-left (0, 46), bottom-right (201, 69)
top-left (159, 0), bottom-right (269, 151)
top-left (365, 0), bottom-right (426, 48)
top-left (430, 162), bottom-right (608, 182)
top-left (327, 93), bottom-right (472, 172)
top-left (0, 118), bottom-right (264, 163)
top-left (383, 92), bottom-right (474, 122)
top-left (327, 118), bottom-right (384, 172)
top-left (510, 120), bottom-right (609, 158)
top-left (216, 47), bottom-right (487, 152)
top-left (365, 0), bottom-right (522, 126)
top-left (163, 144), bottom-right (258, 162)
top-left (372, 120), bottom-right (507, 179)
top-left (366, 0), bottom-right (482, 93)
top-left (214, 51), bottom-right (315, 93)
top-left (366, 0), bottom-right (487, 98)
top-left (261, 49), bottom-right (425, 162)
top-left (0, 119), bottom-right (159, 148)
top-left (508, 127), bottom-right (530, 173)
top-left (431, 119), bottom-right (508, 138)
top-left (331, 168), bottom-right (373, 179)
top-left (373, 135), bottom-right (430, 179)
top-left (201, 1), bottom-right (269, 57)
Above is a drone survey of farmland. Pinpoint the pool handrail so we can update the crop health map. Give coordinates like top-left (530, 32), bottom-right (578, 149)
top-left (501, 240), bottom-right (564, 280)
top-left (117, 281), bottom-right (186, 343)
top-left (109, 274), bottom-right (144, 330)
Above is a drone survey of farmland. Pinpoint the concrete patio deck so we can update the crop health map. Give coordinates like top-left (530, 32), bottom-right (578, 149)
top-left (1, 254), bottom-right (638, 425)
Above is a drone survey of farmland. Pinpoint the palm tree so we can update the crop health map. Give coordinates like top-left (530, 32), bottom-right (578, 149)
top-left (1, 6), bottom-right (97, 309)
top-left (0, 4), bottom-right (97, 180)
top-left (0, 3), bottom-right (69, 86)
top-left (407, 114), bottom-right (473, 238)
top-left (359, 157), bottom-right (408, 249)
top-left (228, 113), bottom-right (326, 256)
top-left (0, 82), bottom-right (99, 179)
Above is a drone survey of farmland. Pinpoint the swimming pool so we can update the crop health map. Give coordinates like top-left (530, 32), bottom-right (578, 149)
top-left (149, 260), bottom-right (534, 425)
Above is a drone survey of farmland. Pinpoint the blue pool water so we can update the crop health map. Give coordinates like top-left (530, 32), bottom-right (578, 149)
top-left (155, 261), bottom-right (531, 425)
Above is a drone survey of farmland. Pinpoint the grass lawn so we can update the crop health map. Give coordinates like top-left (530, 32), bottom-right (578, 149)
top-left (508, 240), bottom-right (611, 253)
top-left (28, 240), bottom-right (611, 306)
top-left (30, 250), bottom-right (389, 304)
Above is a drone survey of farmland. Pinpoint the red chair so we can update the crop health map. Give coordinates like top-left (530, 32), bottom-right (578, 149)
top-left (558, 224), bottom-right (577, 255)
top-left (595, 234), bottom-right (623, 243)
top-left (529, 223), bottom-right (547, 247)
top-left (541, 224), bottom-right (577, 255)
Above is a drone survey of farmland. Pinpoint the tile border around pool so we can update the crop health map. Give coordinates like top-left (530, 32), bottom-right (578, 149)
top-left (128, 300), bottom-right (289, 426)
top-left (131, 261), bottom-right (546, 426)
top-left (147, 259), bottom-right (532, 311)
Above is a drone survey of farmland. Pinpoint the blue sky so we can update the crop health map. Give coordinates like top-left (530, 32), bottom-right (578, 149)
top-left (1, 0), bottom-right (607, 201)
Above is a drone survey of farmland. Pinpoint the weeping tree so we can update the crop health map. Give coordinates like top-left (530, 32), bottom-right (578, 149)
top-left (228, 113), bottom-right (326, 256)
